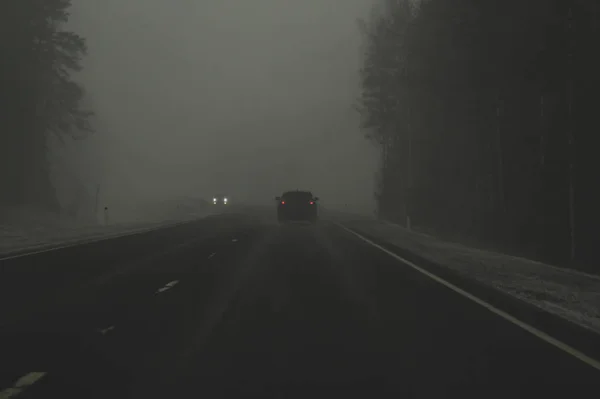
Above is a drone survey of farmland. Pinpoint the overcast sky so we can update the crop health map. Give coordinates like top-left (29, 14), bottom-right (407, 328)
top-left (66, 0), bottom-right (378, 212)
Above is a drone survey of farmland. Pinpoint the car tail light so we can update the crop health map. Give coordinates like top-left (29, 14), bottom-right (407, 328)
top-left (281, 201), bottom-right (285, 205)
top-left (309, 201), bottom-right (314, 204)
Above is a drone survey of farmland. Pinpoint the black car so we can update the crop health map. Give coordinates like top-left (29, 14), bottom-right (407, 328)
top-left (275, 191), bottom-right (319, 223)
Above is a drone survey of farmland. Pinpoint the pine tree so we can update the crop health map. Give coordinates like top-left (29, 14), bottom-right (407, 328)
top-left (0, 0), bottom-right (92, 210)
top-left (360, 0), bottom-right (600, 270)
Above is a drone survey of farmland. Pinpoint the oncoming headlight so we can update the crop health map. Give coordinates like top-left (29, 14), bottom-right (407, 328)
top-left (223, 197), bottom-right (228, 203)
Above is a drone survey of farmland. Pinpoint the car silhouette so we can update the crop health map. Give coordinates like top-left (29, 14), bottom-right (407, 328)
top-left (275, 190), bottom-right (319, 223)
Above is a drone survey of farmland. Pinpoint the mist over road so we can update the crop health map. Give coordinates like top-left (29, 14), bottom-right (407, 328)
top-left (66, 0), bottom-right (377, 211)
top-left (1, 209), bottom-right (598, 398)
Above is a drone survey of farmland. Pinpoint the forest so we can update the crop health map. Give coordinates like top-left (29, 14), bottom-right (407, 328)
top-left (358, 0), bottom-right (599, 271)
top-left (0, 0), bottom-right (92, 214)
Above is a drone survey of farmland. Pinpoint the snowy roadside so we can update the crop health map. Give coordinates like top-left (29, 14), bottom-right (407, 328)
top-left (341, 219), bottom-right (600, 335)
top-left (0, 204), bottom-right (214, 257)
top-left (0, 217), bottom-right (196, 257)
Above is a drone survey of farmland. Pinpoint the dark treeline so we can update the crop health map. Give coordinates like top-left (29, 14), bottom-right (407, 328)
top-left (0, 0), bottom-right (92, 213)
top-left (358, 0), bottom-right (599, 272)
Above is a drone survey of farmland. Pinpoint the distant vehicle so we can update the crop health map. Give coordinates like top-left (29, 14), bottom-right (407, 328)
top-left (275, 190), bottom-right (319, 223)
top-left (212, 195), bottom-right (228, 205)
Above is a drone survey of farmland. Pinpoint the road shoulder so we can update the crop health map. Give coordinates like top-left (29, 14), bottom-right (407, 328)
top-left (335, 222), bottom-right (600, 370)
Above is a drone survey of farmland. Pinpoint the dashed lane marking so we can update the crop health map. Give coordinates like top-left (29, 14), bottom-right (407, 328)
top-left (98, 325), bottom-right (116, 335)
top-left (0, 372), bottom-right (47, 399)
top-left (155, 280), bottom-right (179, 294)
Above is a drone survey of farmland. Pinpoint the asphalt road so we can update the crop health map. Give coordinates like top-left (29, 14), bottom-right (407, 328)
top-left (1, 209), bottom-right (599, 398)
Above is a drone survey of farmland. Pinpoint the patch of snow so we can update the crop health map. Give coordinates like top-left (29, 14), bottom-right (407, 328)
top-left (0, 199), bottom-right (213, 256)
top-left (342, 220), bottom-right (600, 334)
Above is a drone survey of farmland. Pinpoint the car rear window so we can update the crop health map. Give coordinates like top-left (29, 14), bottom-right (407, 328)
top-left (282, 192), bottom-right (313, 201)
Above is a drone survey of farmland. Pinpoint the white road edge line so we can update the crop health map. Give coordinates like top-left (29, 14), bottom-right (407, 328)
top-left (335, 223), bottom-right (600, 372)
top-left (208, 253), bottom-right (216, 259)
top-left (155, 280), bottom-right (179, 294)
top-left (0, 219), bottom-right (201, 261)
top-left (0, 372), bottom-right (47, 399)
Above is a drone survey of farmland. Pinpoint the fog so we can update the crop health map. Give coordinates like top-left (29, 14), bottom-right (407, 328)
top-left (63, 0), bottom-right (377, 215)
